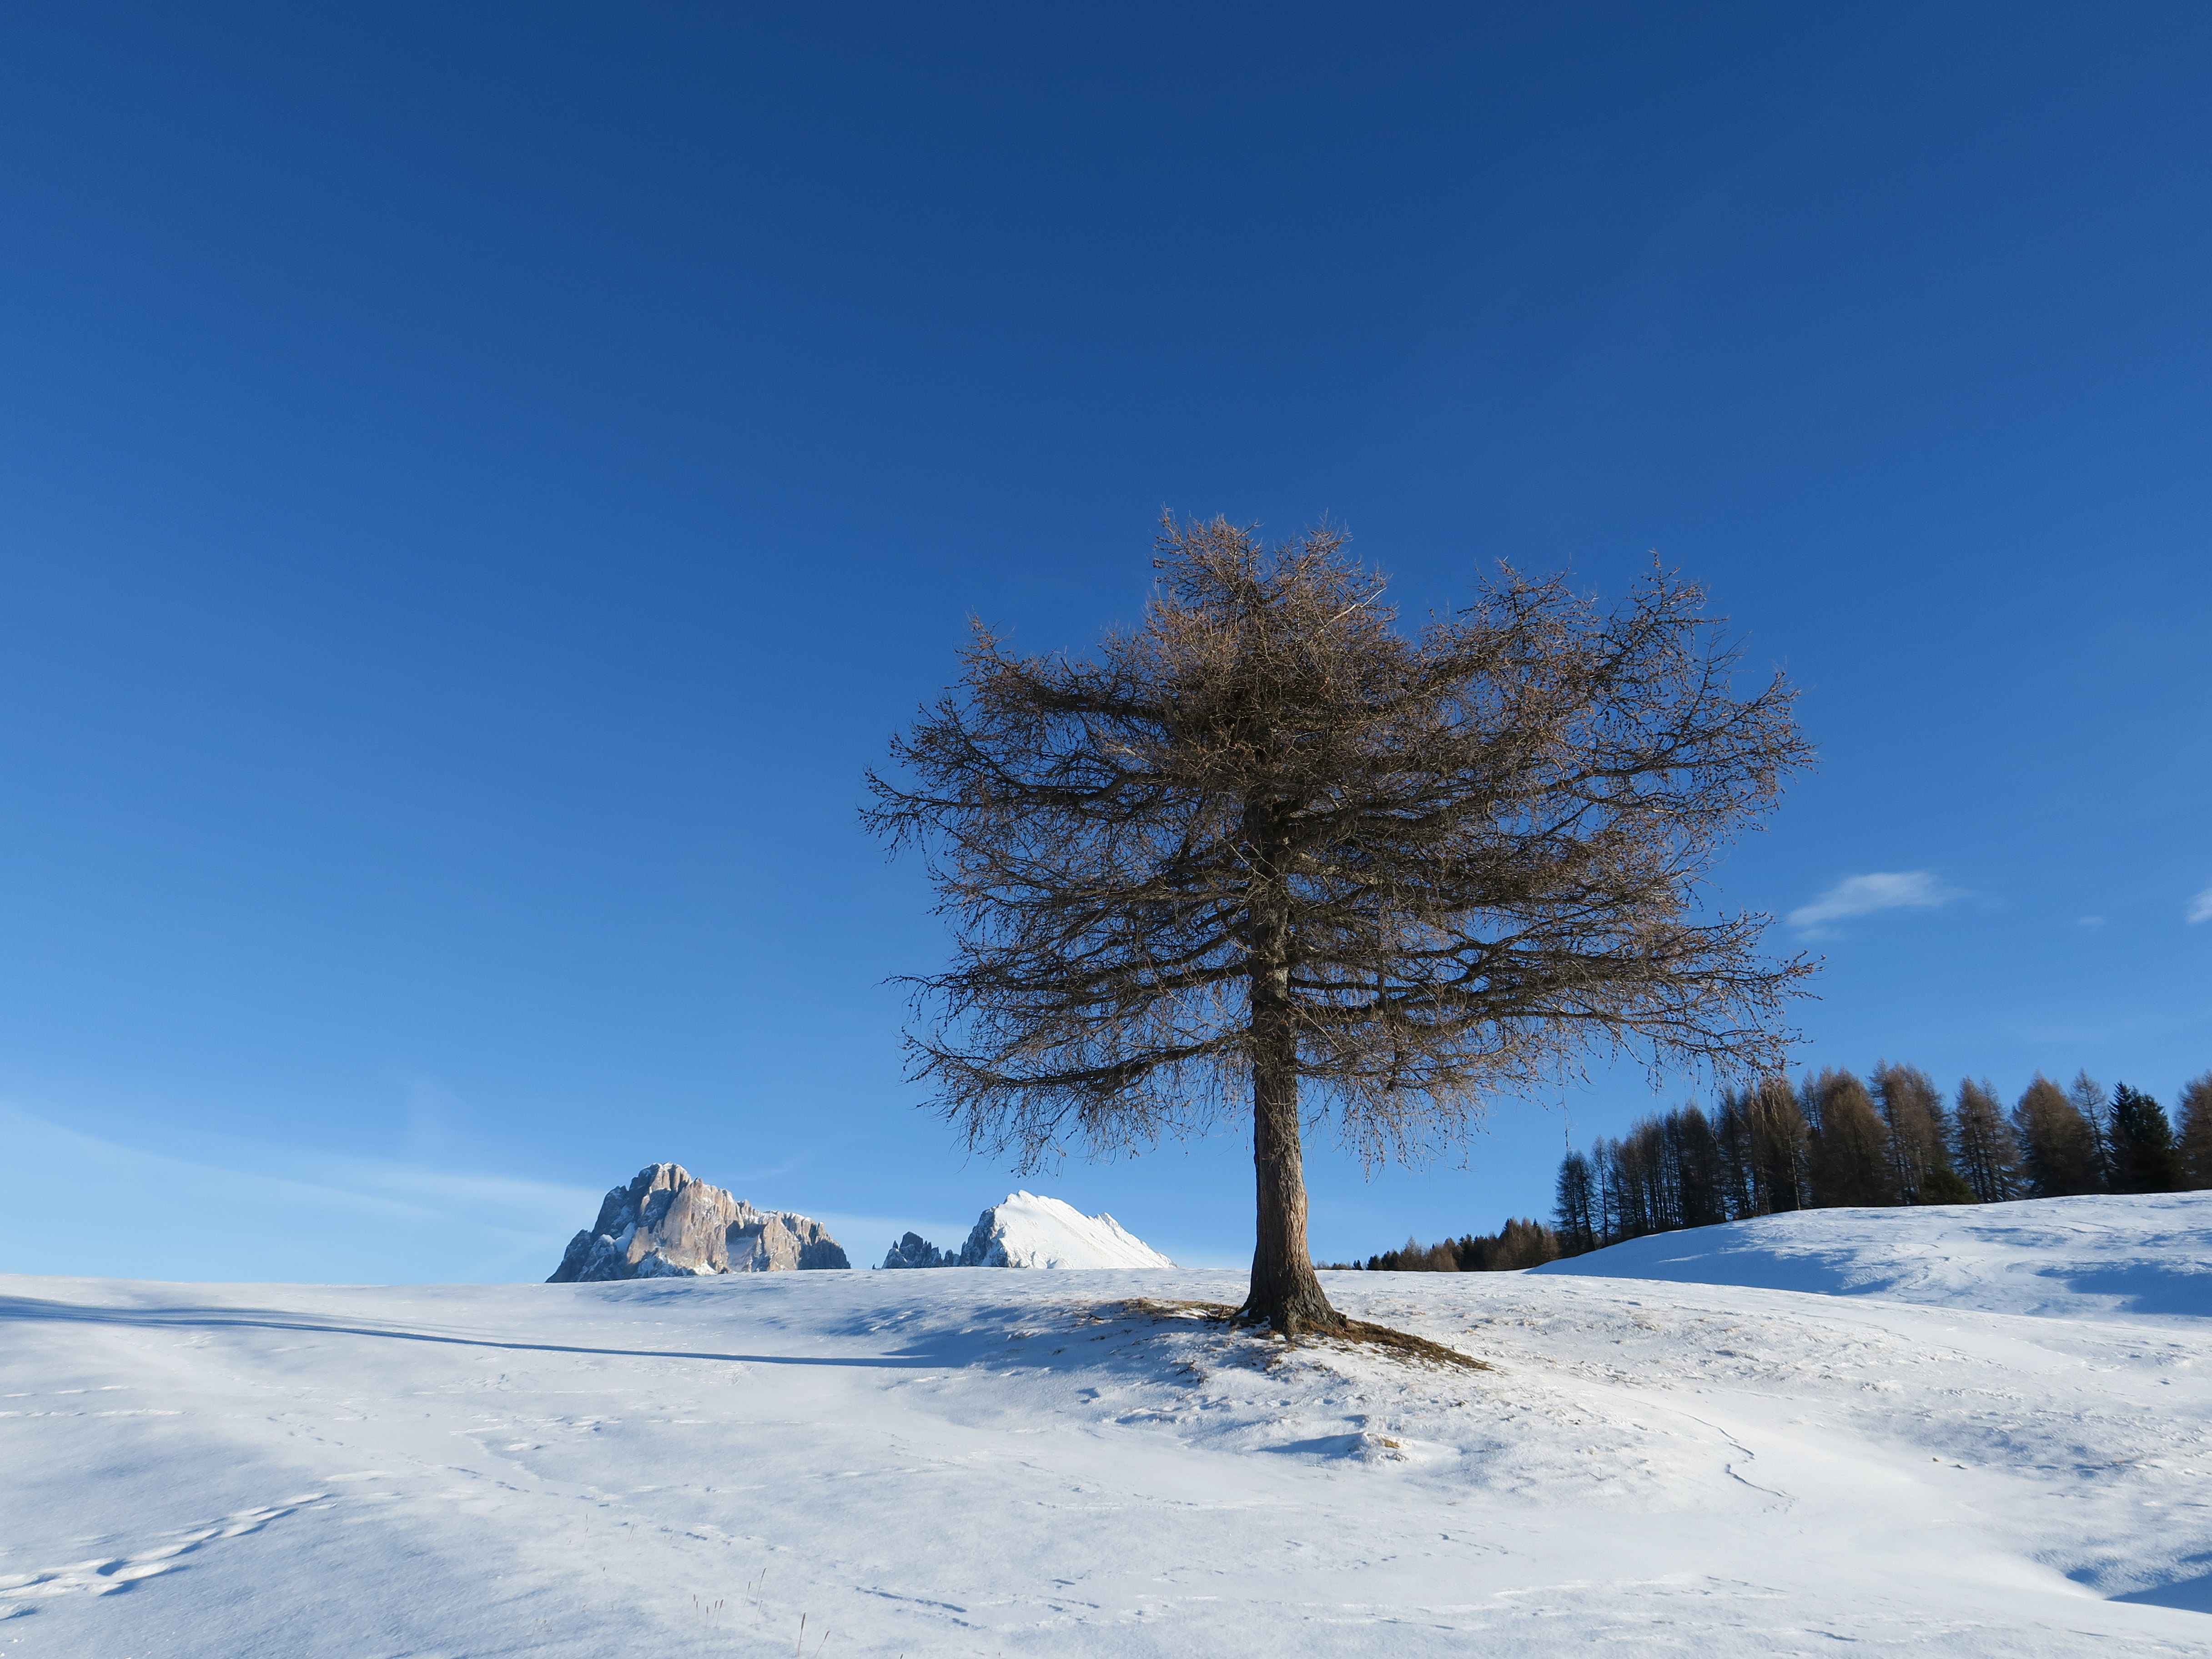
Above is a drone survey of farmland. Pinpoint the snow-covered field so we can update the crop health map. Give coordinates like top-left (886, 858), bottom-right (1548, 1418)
top-left (5, 1196), bottom-right (2210, 1656)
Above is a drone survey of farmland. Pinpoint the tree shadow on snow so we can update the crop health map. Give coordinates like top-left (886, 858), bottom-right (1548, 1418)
top-left (0, 1293), bottom-right (947, 1369)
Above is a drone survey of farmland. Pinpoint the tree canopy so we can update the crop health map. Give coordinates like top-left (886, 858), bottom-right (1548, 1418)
top-left (867, 517), bottom-right (1813, 1330)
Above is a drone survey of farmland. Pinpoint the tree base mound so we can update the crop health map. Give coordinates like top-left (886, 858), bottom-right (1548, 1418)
top-left (1099, 1298), bottom-right (1491, 1372)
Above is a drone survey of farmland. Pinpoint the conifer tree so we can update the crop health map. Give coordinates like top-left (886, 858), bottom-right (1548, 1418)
top-left (1743, 1075), bottom-right (1810, 1213)
top-left (2179, 1073), bottom-right (2212, 1191)
top-left (1492, 1216), bottom-right (1563, 1269)
top-left (1371, 1219), bottom-right (1561, 1272)
top-left (2011, 1074), bottom-right (2103, 1196)
top-left (2069, 1071), bottom-right (2115, 1188)
top-left (1609, 1118), bottom-right (1669, 1239)
top-left (2106, 1083), bottom-right (2185, 1194)
top-left (1450, 1217), bottom-right (1563, 1270)
top-left (1872, 1061), bottom-right (1966, 1203)
top-left (868, 517), bottom-right (1812, 1333)
top-left (1669, 1104), bottom-right (1729, 1229)
top-left (1951, 1077), bottom-right (2023, 1203)
top-left (1910, 1163), bottom-right (1973, 1204)
top-left (1591, 1141), bottom-right (1624, 1246)
top-left (1553, 1149), bottom-right (1600, 1253)
top-left (1713, 1090), bottom-right (1755, 1217)
top-left (1804, 1068), bottom-right (1896, 1207)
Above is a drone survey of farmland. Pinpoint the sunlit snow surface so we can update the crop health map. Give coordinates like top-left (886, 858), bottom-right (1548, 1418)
top-left (4, 1195), bottom-right (2211, 1656)
top-left (1533, 1190), bottom-right (2212, 1325)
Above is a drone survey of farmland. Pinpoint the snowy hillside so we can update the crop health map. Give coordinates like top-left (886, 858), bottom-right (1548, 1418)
top-left (958, 1190), bottom-right (1176, 1268)
top-left (5, 1194), bottom-right (2211, 1654)
top-left (1532, 1190), bottom-right (2212, 1324)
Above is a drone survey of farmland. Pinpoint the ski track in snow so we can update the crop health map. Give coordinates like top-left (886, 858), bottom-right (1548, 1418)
top-left (2, 1193), bottom-right (2211, 1655)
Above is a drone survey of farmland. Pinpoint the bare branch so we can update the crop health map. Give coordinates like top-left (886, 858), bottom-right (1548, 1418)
top-left (867, 515), bottom-right (1815, 1330)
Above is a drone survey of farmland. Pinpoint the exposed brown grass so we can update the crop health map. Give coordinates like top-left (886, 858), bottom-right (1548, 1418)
top-left (1320, 1317), bottom-right (1492, 1372)
top-left (1088, 1297), bottom-right (1491, 1372)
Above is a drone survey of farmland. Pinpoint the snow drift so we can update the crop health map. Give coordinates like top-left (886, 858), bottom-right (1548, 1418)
top-left (880, 1190), bottom-right (1174, 1269)
top-left (1529, 1188), bottom-right (2212, 1324)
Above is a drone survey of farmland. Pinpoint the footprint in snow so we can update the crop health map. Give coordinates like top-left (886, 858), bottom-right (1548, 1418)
top-left (0, 1496), bottom-right (324, 1615)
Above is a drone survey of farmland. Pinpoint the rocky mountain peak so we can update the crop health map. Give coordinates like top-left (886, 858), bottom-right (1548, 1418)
top-left (881, 1231), bottom-right (954, 1269)
top-left (548, 1163), bottom-right (849, 1282)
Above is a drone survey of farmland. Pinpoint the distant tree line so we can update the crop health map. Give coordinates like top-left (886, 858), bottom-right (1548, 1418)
top-left (1334, 1068), bottom-right (2210, 1270)
top-left (1323, 1216), bottom-right (1564, 1274)
top-left (1551, 1066), bottom-right (2210, 1255)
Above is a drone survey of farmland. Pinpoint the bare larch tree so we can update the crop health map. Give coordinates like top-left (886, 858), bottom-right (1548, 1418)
top-left (865, 517), bottom-right (1813, 1334)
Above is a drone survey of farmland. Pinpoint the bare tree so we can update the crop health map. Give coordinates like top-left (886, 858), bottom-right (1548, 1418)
top-left (1951, 1077), bottom-right (2024, 1203)
top-left (2069, 1071), bottom-right (2116, 1188)
top-left (1872, 1061), bottom-right (1972, 1203)
top-left (1716, 1075), bottom-right (1810, 1216)
top-left (865, 517), bottom-right (1813, 1333)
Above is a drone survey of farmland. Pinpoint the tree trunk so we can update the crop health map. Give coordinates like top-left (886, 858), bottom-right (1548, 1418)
top-left (1239, 807), bottom-right (1342, 1336)
top-left (1243, 1024), bottom-right (1343, 1333)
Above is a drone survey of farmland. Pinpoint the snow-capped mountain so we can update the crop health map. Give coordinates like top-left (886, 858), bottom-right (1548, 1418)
top-left (961, 1191), bottom-right (1175, 1268)
top-left (882, 1191), bottom-right (1174, 1269)
top-left (548, 1162), bottom-right (849, 1281)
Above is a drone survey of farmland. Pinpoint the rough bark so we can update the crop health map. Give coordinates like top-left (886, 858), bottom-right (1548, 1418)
top-left (1245, 1041), bottom-right (1340, 1332)
top-left (1241, 799), bottom-right (1343, 1331)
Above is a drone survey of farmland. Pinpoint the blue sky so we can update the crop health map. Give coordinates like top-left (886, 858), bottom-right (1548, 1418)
top-left (3, 4), bottom-right (2208, 1282)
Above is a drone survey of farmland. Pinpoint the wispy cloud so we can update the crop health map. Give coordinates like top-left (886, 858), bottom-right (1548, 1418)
top-left (2188, 885), bottom-right (2212, 925)
top-left (0, 1102), bottom-right (601, 1282)
top-left (1787, 870), bottom-right (1965, 930)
